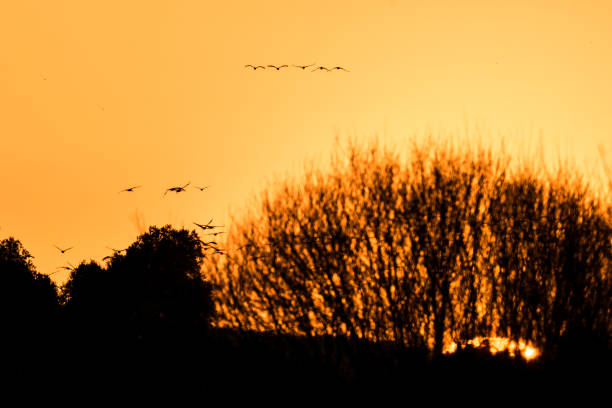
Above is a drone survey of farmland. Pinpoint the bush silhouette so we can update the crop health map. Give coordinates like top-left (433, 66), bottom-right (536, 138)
top-left (205, 138), bottom-right (611, 359)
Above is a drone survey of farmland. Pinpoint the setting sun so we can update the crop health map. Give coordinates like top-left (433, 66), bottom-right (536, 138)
top-left (444, 336), bottom-right (540, 361)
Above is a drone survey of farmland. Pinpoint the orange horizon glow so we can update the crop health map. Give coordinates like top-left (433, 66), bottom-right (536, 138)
top-left (1, 0), bottom-right (611, 282)
top-left (443, 336), bottom-right (539, 361)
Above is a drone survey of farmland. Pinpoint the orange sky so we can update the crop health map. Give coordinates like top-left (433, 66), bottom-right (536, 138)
top-left (1, 0), bottom-right (611, 283)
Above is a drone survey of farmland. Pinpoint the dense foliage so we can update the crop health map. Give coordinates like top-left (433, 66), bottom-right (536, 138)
top-left (61, 225), bottom-right (214, 344)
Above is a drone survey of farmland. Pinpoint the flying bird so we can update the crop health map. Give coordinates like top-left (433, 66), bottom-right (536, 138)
top-left (119, 185), bottom-right (141, 193)
top-left (194, 185), bottom-right (209, 191)
top-left (55, 262), bottom-right (76, 272)
top-left (45, 270), bottom-right (62, 276)
top-left (245, 64), bottom-right (266, 70)
top-left (206, 231), bottom-right (226, 237)
top-left (164, 182), bottom-right (190, 196)
top-left (194, 219), bottom-right (224, 231)
top-left (54, 245), bottom-right (73, 254)
top-left (210, 247), bottom-right (225, 256)
top-left (267, 65), bottom-right (289, 71)
top-left (328, 66), bottom-right (350, 72)
top-left (293, 63), bottom-right (315, 70)
top-left (312, 66), bottom-right (330, 72)
top-left (103, 247), bottom-right (127, 261)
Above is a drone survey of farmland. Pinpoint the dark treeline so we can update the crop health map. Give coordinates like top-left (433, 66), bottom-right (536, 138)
top-left (1, 138), bottom-right (610, 392)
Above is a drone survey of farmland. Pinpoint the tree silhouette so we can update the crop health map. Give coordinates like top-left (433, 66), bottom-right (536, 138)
top-left (0, 237), bottom-right (59, 354)
top-left (205, 138), bottom-right (611, 359)
top-left (61, 260), bottom-right (111, 344)
top-left (62, 226), bottom-right (214, 346)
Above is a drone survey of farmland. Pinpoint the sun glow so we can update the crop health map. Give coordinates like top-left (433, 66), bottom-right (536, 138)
top-left (443, 336), bottom-right (539, 361)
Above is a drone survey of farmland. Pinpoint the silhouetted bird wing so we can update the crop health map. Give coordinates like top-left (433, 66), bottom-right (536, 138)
top-left (106, 246), bottom-right (125, 253)
top-left (119, 185), bottom-right (141, 193)
top-left (54, 245), bottom-right (73, 253)
top-left (194, 219), bottom-right (219, 230)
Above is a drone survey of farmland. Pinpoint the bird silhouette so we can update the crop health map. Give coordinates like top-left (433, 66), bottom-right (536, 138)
top-left (197, 237), bottom-right (223, 252)
top-left (55, 262), bottom-right (76, 272)
top-left (194, 185), bottom-right (209, 191)
top-left (312, 66), bottom-right (330, 72)
top-left (210, 247), bottom-right (225, 255)
top-left (245, 64), bottom-right (266, 70)
top-left (194, 219), bottom-right (224, 230)
top-left (206, 231), bottom-right (226, 237)
top-left (54, 245), bottom-right (73, 254)
top-left (164, 182), bottom-right (190, 196)
top-left (119, 185), bottom-right (141, 193)
top-left (328, 66), bottom-right (350, 72)
top-left (103, 247), bottom-right (127, 261)
top-left (294, 63), bottom-right (315, 70)
top-left (267, 65), bottom-right (289, 71)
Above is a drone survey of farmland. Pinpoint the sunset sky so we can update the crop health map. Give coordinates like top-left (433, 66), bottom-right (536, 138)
top-left (1, 0), bottom-right (611, 282)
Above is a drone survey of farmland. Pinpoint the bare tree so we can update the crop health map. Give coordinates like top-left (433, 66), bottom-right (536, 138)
top-left (205, 138), bottom-right (611, 358)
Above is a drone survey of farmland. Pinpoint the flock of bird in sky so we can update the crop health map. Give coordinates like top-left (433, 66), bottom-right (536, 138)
top-left (46, 61), bottom-right (341, 275)
top-left (245, 64), bottom-right (350, 71)
top-left (118, 182), bottom-right (210, 196)
top-left (49, 183), bottom-right (226, 275)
